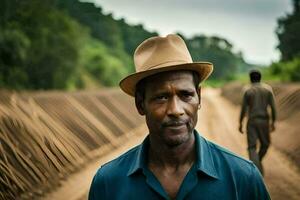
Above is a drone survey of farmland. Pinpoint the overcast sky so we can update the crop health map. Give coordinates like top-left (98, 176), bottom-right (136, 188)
top-left (90, 0), bottom-right (292, 65)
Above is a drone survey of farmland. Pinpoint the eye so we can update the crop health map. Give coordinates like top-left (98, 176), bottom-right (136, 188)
top-left (152, 94), bottom-right (168, 102)
top-left (155, 95), bottom-right (168, 100)
top-left (180, 91), bottom-right (195, 100)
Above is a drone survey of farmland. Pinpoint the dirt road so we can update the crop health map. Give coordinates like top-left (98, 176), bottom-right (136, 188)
top-left (43, 88), bottom-right (300, 200)
top-left (198, 88), bottom-right (300, 199)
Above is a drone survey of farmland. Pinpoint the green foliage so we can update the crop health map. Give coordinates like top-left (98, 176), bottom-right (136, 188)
top-left (56, 0), bottom-right (157, 73)
top-left (117, 20), bottom-right (157, 56)
top-left (24, 10), bottom-right (85, 89)
top-left (0, 0), bottom-right (253, 90)
top-left (78, 38), bottom-right (128, 87)
top-left (276, 0), bottom-right (300, 61)
top-left (0, 0), bottom-right (87, 90)
top-left (270, 57), bottom-right (300, 81)
top-left (202, 79), bottom-right (228, 88)
top-left (229, 68), bottom-right (280, 84)
top-left (0, 28), bottom-right (30, 89)
top-left (184, 35), bottom-right (252, 79)
top-left (57, 0), bottom-right (123, 50)
top-left (267, 0), bottom-right (300, 82)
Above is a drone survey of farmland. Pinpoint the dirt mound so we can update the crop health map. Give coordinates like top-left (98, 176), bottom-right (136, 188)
top-left (221, 82), bottom-right (300, 168)
top-left (0, 88), bottom-right (143, 199)
top-left (271, 83), bottom-right (300, 120)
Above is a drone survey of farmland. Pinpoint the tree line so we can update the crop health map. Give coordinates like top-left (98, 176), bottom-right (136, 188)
top-left (270, 0), bottom-right (300, 81)
top-left (0, 0), bottom-right (253, 90)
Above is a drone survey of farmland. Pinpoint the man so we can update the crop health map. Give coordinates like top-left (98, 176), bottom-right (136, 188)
top-left (89, 34), bottom-right (270, 199)
top-left (239, 70), bottom-right (276, 175)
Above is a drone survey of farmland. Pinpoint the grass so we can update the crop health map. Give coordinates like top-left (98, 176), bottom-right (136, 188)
top-left (202, 79), bottom-right (228, 88)
top-left (202, 68), bottom-right (284, 89)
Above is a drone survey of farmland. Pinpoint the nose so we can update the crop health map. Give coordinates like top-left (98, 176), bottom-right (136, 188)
top-left (167, 96), bottom-right (184, 117)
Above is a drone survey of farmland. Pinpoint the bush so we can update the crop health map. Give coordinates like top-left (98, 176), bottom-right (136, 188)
top-left (270, 56), bottom-right (300, 81)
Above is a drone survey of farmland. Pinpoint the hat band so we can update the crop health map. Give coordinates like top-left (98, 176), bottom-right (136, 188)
top-left (140, 60), bottom-right (191, 72)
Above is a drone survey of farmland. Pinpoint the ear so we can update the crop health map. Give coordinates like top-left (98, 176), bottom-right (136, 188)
top-left (197, 86), bottom-right (202, 105)
top-left (135, 94), bottom-right (145, 115)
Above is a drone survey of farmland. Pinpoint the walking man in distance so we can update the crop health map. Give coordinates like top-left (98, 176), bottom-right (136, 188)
top-left (239, 69), bottom-right (276, 175)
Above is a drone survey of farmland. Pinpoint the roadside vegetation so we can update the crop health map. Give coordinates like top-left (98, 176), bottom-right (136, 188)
top-left (0, 0), bottom-right (299, 91)
top-left (1, 0), bottom-right (253, 91)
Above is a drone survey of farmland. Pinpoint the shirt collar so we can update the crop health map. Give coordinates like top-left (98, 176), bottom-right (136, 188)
top-left (127, 130), bottom-right (219, 179)
top-left (194, 130), bottom-right (219, 179)
top-left (127, 137), bottom-right (149, 176)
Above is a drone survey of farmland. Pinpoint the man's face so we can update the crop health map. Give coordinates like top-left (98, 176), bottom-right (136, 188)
top-left (137, 71), bottom-right (200, 147)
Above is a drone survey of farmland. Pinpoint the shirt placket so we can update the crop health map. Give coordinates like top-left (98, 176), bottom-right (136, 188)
top-left (143, 168), bottom-right (170, 199)
top-left (175, 164), bottom-right (198, 200)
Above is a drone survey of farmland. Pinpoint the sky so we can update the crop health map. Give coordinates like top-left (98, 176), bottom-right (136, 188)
top-left (90, 0), bottom-right (292, 65)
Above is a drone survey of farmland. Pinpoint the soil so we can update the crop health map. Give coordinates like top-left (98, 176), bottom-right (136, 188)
top-left (198, 88), bottom-right (300, 199)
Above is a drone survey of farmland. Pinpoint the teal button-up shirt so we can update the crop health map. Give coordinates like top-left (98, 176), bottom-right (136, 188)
top-left (88, 131), bottom-right (270, 200)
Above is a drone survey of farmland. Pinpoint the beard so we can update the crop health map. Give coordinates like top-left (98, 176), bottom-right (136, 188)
top-left (146, 112), bottom-right (198, 148)
top-left (159, 119), bottom-right (195, 147)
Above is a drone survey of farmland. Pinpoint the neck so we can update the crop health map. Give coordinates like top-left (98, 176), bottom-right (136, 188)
top-left (148, 133), bottom-right (196, 169)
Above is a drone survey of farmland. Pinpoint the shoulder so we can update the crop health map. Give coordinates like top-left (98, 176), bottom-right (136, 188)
top-left (199, 135), bottom-right (258, 180)
top-left (242, 84), bottom-right (251, 94)
top-left (88, 145), bottom-right (142, 199)
top-left (206, 139), bottom-right (254, 173)
top-left (242, 84), bottom-right (253, 99)
top-left (260, 82), bottom-right (272, 90)
top-left (93, 144), bottom-right (140, 179)
top-left (203, 138), bottom-right (270, 198)
top-left (258, 83), bottom-right (274, 94)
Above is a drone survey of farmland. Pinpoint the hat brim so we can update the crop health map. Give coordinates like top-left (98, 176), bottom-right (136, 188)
top-left (119, 62), bottom-right (213, 96)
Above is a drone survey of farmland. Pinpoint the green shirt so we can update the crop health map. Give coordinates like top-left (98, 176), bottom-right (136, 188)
top-left (89, 131), bottom-right (270, 200)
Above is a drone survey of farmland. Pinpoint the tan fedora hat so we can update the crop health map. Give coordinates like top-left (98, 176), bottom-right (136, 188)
top-left (119, 34), bottom-right (213, 96)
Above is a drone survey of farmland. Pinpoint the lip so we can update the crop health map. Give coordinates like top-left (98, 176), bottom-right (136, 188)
top-left (164, 123), bottom-right (186, 129)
